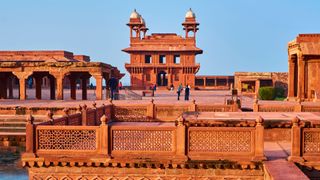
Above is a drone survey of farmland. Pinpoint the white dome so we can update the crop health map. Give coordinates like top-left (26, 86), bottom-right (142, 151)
top-left (130, 9), bottom-right (140, 19)
top-left (185, 8), bottom-right (196, 18)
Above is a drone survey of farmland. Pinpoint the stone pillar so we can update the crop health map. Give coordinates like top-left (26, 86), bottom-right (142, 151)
top-left (70, 76), bottom-right (76, 100)
top-left (25, 115), bottom-right (35, 154)
top-left (82, 78), bottom-right (87, 100)
top-left (203, 77), bottom-right (206, 87)
top-left (99, 115), bottom-right (109, 156)
top-left (214, 78), bottom-right (217, 86)
top-left (35, 76), bottom-right (42, 100)
top-left (297, 54), bottom-right (304, 99)
top-left (94, 75), bottom-right (103, 100)
top-left (19, 78), bottom-right (26, 100)
top-left (8, 77), bottom-right (13, 99)
top-left (255, 80), bottom-right (260, 95)
top-left (52, 73), bottom-right (64, 100)
top-left (288, 58), bottom-right (295, 98)
top-left (105, 78), bottom-right (110, 99)
top-left (49, 76), bottom-right (55, 100)
top-left (0, 75), bottom-right (7, 99)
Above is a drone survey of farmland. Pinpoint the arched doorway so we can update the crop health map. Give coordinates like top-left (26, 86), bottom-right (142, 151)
top-left (0, 72), bottom-right (19, 99)
top-left (157, 71), bottom-right (168, 87)
top-left (25, 72), bottom-right (56, 100)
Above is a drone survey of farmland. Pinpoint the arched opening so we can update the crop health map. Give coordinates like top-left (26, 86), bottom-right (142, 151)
top-left (64, 72), bottom-right (91, 100)
top-left (157, 71), bottom-right (168, 87)
top-left (25, 72), bottom-right (56, 100)
top-left (0, 72), bottom-right (19, 99)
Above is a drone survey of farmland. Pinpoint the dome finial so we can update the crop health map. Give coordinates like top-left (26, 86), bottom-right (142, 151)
top-left (130, 9), bottom-right (140, 19)
top-left (185, 8), bottom-right (196, 18)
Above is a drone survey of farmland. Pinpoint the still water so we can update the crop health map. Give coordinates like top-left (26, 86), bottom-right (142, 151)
top-left (0, 149), bottom-right (28, 180)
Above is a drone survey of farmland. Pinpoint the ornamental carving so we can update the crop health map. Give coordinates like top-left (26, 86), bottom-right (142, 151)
top-left (114, 106), bottom-right (149, 121)
top-left (38, 129), bottom-right (96, 150)
top-left (112, 130), bottom-right (173, 152)
top-left (189, 130), bottom-right (252, 152)
top-left (304, 131), bottom-right (320, 153)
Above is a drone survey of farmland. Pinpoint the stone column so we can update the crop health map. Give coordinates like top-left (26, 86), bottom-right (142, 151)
top-left (49, 76), bottom-right (55, 100)
top-left (203, 77), bottom-right (206, 87)
top-left (255, 80), bottom-right (260, 95)
top-left (288, 57), bottom-right (295, 98)
top-left (297, 54), bottom-right (304, 99)
top-left (82, 78), bottom-right (87, 100)
top-left (105, 76), bottom-right (110, 99)
top-left (288, 116), bottom-right (304, 162)
top-left (8, 77), bottom-right (13, 99)
top-left (35, 75), bottom-right (42, 100)
top-left (94, 75), bottom-right (103, 100)
top-left (52, 73), bottom-right (64, 100)
top-left (214, 78), bottom-right (217, 86)
top-left (69, 76), bottom-right (76, 100)
top-left (0, 75), bottom-right (7, 99)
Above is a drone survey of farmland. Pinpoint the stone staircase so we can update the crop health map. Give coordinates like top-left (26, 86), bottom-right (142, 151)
top-left (117, 89), bottom-right (142, 100)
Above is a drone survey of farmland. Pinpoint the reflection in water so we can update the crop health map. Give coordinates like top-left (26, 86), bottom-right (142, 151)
top-left (0, 148), bottom-right (28, 180)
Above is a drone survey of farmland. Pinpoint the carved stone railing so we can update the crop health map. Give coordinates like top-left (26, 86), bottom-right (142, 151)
top-left (253, 101), bottom-right (320, 112)
top-left (22, 113), bottom-right (265, 168)
top-left (289, 116), bottom-right (320, 168)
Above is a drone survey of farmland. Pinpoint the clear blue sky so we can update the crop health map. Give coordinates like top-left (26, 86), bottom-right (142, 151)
top-left (0, 0), bottom-right (319, 85)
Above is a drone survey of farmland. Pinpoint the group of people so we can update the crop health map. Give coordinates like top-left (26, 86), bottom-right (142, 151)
top-left (176, 83), bottom-right (190, 101)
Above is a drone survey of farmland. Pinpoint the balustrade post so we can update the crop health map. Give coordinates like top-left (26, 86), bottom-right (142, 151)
top-left (254, 116), bottom-right (265, 160)
top-left (294, 99), bottom-right (302, 112)
top-left (92, 102), bottom-right (97, 125)
top-left (63, 108), bottom-right (70, 125)
top-left (147, 99), bottom-right (155, 119)
top-left (99, 115), bottom-right (109, 156)
top-left (253, 97), bottom-right (259, 112)
top-left (108, 99), bottom-right (114, 120)
top-left (46, 110), bottom-right (54, 125)
top-left (175, 116), bottom-right (187, 162)
top-left (81, 104), bottom-right (88, 126)
top-left (25, 114), bottom-right (36, 155)
top-left (188, 99), bottom-right (197, 111)
top-left (288, 116), bottom-right (304, 162)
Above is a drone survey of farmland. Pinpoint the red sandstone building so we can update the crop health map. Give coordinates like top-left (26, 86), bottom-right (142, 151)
top-left (0, 50), bottom-right (123, 100)
top-left (288, 34), bottom-right (320, 101)
top-left (124, 9), bottom-right (203, 89)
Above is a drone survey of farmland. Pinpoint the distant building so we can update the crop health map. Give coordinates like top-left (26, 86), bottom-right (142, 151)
top-left (288, 34), bottom-right (320, 101)
top-left (123, 9), bottom-right (202, 89)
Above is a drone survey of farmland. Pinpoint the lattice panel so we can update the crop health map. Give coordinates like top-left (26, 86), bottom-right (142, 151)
top-left (304, 131), bottom-right (320, 153)
top-left (302, 106), bottom-right (320, 112)
top-left (189, 130), bottom-right (252, 152)
top-left (259, 105), bottom-right (294, 112)
top-left (156, 107), bottom-right (188, 117)
top-left (112, 130), bottom-right (173, 151)
top-left (38, 129), bottom-right (97, 150)
top-left (86, 110), bottom-right (96, 125)
top-left (114, 107), bottom-right (149, 121)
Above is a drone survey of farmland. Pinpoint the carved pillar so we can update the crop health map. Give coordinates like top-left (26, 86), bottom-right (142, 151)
top-left (99, 115), bottom-right (109, 156)
top-left (94, 75), bottom-right (103, 100)
top-left (51, 73), bottom-right (64, 100)
top-left (203, 77), bottom-right (206, 87)
top-left (35, 75), bottom-right (42, 100)
top-left (69, 76), bottom-right (76, 100)
top-left (214, 78), bottom-right (217, 86)
top-left (25, 115), bottom-right (35, 154)
top-left (49, 76), bottom-right (55, 100)
top-left (297, 54), bottom-right (305, 99)
top-left (288, 57), bottom-right (295, 98)
top-left (8, 76), bottom-right (13, 99)
top-left (82, 77), bottom-right (87, 100)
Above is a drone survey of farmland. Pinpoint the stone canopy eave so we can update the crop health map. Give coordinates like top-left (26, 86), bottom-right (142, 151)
top-left (122, 48), bottom-right (203, 55)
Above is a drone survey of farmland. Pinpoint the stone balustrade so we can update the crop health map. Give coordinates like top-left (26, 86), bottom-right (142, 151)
top-left (253, 100), bottom-right (320, 112)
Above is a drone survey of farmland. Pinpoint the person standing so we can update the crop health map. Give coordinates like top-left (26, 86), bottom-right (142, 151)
top-left (185, 84), bottom-right (190, 101)
top-left (108, 76), bottom-right (117, 100)
top-left (177, 83), bottom-right (183, 100)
